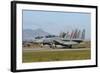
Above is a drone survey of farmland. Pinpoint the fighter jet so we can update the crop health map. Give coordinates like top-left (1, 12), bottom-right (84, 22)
top-left (34, 29), bottom-right (85, 48)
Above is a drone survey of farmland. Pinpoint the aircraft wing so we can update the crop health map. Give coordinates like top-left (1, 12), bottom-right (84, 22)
top-left (53, 39), bottom-right (78, 45)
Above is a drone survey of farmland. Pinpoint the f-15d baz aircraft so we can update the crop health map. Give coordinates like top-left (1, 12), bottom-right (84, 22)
top-left (34, 29), bottom-right (85, 48)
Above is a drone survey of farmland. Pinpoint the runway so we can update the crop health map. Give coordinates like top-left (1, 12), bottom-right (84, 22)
top-left (23, 47), bottom-right (90, 52)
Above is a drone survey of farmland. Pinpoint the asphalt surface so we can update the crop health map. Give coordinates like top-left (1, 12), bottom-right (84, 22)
top-left (23, 47), bottom-right (90, 52)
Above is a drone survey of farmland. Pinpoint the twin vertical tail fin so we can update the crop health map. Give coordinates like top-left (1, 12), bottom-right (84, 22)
top-left (60, 29), bottom-right (85, 40)
top-left (72, 29), bottom-right (85, 40)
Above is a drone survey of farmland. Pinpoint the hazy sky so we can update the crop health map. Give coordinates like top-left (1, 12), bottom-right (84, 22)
top-left (22, 10), bottom-right (91, 40)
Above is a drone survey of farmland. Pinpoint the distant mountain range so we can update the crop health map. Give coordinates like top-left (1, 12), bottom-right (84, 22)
top-left (22, 29), bottom-right (50, 41)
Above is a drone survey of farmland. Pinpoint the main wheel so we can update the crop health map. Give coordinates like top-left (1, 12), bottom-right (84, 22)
top-left (69, 45), bottom-right (72, 48)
